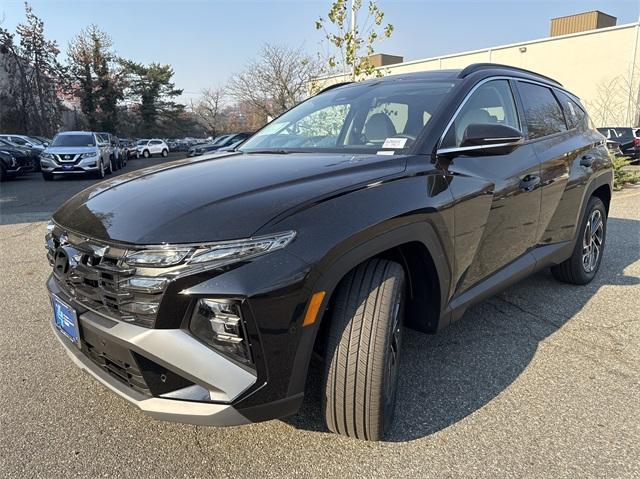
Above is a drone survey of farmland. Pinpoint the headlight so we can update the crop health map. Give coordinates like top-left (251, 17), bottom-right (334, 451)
top-left (189, 299), bottom-right (251, 364)
top-left (123, 231), bottom-right (296, 268)
top-left (188, 231), bottom-right (296, 265)
top-left (79, 152), bottom-right (96, 159)
top-left (125, 248), bottom-right (190, 267)
top-left (40, 152), bottom-right (54, 159)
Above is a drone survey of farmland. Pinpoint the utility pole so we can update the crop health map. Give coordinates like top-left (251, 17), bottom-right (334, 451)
top-left (350, 0), bottom-right (357, 81)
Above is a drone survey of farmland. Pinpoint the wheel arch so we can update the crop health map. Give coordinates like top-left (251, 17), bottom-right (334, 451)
top-left (286, 221), bottom-right (451, 397)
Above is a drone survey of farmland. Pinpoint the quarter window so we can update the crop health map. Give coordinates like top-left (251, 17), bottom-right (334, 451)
top-left (556, 91), bottom-right (588, 130)
top-left (441, 79), bottom-right (520, 148)
top-left (517, 82), bottom-right (567, 139)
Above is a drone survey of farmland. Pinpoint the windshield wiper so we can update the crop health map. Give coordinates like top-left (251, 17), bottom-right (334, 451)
top-left (241, 149), bottom-right (293, 155)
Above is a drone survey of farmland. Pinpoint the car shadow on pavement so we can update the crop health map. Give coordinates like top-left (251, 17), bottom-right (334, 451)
top-left (283, 217), bottom-right (640, 442)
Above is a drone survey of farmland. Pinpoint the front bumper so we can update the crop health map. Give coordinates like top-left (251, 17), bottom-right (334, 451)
top-left (47, 277), bottom-right (256, 426)
top-left (41, 156), bottom-right (101, 174)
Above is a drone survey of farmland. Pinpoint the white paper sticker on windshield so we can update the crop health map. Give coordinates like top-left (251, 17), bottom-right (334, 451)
top-left (382, 137), bottom-right (407, 149)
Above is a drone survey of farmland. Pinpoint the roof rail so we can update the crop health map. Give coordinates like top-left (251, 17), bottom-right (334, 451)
top-left (317, 81), bottom-right (353, 94)
top-left (458, 63), bottom-right (562, 86)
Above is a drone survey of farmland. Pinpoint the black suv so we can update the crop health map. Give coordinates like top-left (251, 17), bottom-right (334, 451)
top-left (45, 64), bottom-right (612, 441)
top-left (597, 127), bottom-right (639, 163)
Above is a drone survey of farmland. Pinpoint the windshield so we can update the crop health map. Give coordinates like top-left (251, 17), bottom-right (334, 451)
top-left (51, 134), bottom-right (95, 147)
top-left (212, 135), bottom-right (231, 145)
top-left (241, 80), bottom-right (456, 153)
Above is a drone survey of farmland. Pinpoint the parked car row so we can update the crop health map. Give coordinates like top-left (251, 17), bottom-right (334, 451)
top-left (0, 134), bottom-right (51, 178)
top-left (186, 132), bottom-right (252, 157)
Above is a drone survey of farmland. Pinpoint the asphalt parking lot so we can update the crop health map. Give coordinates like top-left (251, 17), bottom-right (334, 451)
top-left (0, 162), bottom-right (639, 478)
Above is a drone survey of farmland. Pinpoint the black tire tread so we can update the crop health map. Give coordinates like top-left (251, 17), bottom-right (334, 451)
top-left (323, 258), bottom-right (404, 441)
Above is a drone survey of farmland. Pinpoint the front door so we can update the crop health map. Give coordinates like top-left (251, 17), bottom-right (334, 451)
top-left (442, 79), bottom-right (542, 294)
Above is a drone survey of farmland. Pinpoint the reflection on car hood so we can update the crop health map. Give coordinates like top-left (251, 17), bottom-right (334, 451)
top-left (53, 151), bottom-right (407, 244)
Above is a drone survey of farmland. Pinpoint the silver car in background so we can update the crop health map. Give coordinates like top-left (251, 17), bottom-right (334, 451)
top-left (39, 131), bottom-right (112, 181)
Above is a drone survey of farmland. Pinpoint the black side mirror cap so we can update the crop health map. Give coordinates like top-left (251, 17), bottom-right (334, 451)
top-left (438, 123), bottom-right (524, 158)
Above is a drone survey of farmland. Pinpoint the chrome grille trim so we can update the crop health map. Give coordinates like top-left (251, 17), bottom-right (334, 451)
top-left (46, 228), bottom-right (167, 328)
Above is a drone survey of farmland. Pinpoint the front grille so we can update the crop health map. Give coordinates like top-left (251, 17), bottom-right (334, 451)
top-left (55, 153), bottom-right (79, 163)
top-left (46, 229), bottom-right (165, 327)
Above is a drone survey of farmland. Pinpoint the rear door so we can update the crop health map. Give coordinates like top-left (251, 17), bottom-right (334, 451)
top-left (516, 82), bottom-right (600, 246)
top-left (443, 79), bottom-right (542, 293)
top-left (149, 140), bottom-right (162, 154)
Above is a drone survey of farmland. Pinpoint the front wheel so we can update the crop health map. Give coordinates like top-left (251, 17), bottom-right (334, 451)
top-left (143, 150), bottom-right (150, 158)
top-left (42, 172), bottom-right (53, 181)
top-left (551, 196), bottom-right (607, 284)
top-left (323, 258), bottom-right (405, 441)
top-left (93, 160), bottom-right (105, 179)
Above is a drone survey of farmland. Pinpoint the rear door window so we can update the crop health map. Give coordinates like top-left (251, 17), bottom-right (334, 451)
top-left (517, 82), bottom-right (567, 139)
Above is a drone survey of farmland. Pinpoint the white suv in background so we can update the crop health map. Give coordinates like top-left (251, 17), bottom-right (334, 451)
top-left (136, 139), bottom-right (169, 158)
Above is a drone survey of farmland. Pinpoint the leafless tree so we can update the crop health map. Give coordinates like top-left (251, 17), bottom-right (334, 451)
top-left (587, 64), bottom-right (640, 127)
top-left (227, 43), bottom-right (322, 123)
top-left (191, 86), bottom-right (227, 136)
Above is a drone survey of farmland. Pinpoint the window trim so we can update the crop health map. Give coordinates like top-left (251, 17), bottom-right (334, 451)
top-left (437, 75), bottom-right (583, 150)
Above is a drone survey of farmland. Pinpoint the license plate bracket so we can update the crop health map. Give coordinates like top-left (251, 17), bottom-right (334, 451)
top-left (51, 294), bottom-right (81, 347)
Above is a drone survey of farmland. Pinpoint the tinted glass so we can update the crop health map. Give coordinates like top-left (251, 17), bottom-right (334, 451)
top-left (9, 137), bottom-right (28, 145)
top-left (441, 79), bottom-right (520, 148)
top-left (51, 134), bottom-right (96, 147)
top-left (517, 82), bottom-right (567, 139)
top-left (241, 80), bottom-right (456, 152)
top-left (556, 91), bottom-right (588, 130)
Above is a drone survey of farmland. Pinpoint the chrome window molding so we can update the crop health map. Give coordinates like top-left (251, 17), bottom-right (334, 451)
top-left (436, 75), bottom-right (579, 152)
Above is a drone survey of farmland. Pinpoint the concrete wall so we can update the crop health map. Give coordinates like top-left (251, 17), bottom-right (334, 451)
top-left (315, 22), bottom-right (640, 127)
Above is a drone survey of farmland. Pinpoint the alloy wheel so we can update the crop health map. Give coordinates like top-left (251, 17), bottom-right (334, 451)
top-left (582, 209), bottom-right (603, 273)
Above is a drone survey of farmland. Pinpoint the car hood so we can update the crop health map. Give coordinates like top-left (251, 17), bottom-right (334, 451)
top-left (0, 145), bottom-right (31, 157)
top-left (45, 146), bottom-right (97, 154)
top-left (53, 152), bottom-right (407, 244)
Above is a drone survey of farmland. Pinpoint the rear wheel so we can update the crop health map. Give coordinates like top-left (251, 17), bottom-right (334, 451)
top-left (161, 149), bottom-right (168, 157)
top-left (323, 258), bottom-right (405, 441)
top-left (552, 196), bottom-right (607, 284)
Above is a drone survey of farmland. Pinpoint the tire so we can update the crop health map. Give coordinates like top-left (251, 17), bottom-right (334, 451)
top-left (106, 159), bottom-right (113, 175)
top-left (161, 149), bottom-right (168, 158)
top-left (143, 150), bottom-right (150, 158)
top-left (551, 196), bottom-right (607, 285)
top-left (42, 172), bottom-right (53, 181)
top-left (94, 160), bottom-right (106, 179)
top-left (323, 258), bottom-right (405, 441)
top-left (0, 165), bottom-right (6, 182)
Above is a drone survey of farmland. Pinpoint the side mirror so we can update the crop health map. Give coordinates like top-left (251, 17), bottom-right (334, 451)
top-left (438, 123), bottom-right (524, 157)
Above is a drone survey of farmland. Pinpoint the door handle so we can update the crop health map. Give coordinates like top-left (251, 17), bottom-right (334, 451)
top-left (519, 174), bottom-right (540, 192)
top-left (580, 154), bottom-right (595, 167)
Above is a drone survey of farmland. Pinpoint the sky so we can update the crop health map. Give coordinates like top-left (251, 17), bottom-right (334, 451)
top-left (1, 0), bottom-right (638, 103)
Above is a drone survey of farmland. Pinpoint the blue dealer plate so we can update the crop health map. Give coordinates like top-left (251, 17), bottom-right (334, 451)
top-left (52, 295), bottom-right (80, 346)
